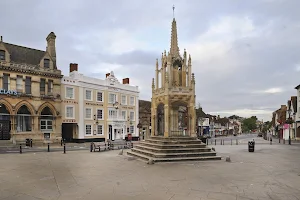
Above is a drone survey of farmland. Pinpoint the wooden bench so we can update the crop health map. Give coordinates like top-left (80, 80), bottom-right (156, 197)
top-left (108, 139), bottom-right (130, 150)
top-left (92, 142), bottom-right (109, 152)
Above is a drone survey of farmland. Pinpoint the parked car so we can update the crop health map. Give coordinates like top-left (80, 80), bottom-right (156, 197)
top-left (257, 133), bottom-right (263, 137)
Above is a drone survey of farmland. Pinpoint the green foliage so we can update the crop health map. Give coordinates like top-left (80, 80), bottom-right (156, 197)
top-left (228, 115), bottom-right (240, 119)
top-left (242, 117), bottom-right (257, 132)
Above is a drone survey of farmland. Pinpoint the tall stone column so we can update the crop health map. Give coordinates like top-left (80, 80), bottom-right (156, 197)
top-left (189, 106), bottom-right (196, 137)
top-left (151, 106), bottom-right (156, 137)
top-left (164, 104), bottom-right (169, 137)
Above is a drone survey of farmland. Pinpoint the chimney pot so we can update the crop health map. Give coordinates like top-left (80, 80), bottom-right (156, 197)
top-left (123, 78), bottom-right (130, 84)
top-left (70, 63), bottom-right (78, 73)
top-left (106, 73), bottom-right (110, 78)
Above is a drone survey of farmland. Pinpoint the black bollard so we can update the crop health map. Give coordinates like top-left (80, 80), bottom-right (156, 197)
top-left (63, 143), bottom-right (66, 154)
top-left (19, 144), bottom-right (22, 154)
top-left (215, 139), bottom-right (216, 145)
top-left (61, 139), bottom-right (63, 146)
top-left (90, 143), bottom-right (93, 152)
top-left (270, 138), bottom-right (272, 145)
top-left (231, 139), bottom-right (232, 145)
top-left (279, 138), bottom-right (280, 143)
top-left (30, 139), bottom-right (33, 147)
top-left (47, 143), bottom-right (50, 152)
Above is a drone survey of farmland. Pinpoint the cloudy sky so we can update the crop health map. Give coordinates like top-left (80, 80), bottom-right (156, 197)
top-left (1, 0), bottom-right (300, 121)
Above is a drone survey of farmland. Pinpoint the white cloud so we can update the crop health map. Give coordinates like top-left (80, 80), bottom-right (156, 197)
top-left (73, 28), bottom-right (148, 55)
top-left (294, 63), bottom-right (300, 71)
top-left (264, 87), bottom-right (283, 94)
top-left (182, 16), bottom-right (261, 76)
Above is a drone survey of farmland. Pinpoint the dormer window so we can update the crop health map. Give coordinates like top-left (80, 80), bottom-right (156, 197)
top-left (0, 50), bottom-right (5, 60)
top-left (44, 59), bottom-right (50, 68)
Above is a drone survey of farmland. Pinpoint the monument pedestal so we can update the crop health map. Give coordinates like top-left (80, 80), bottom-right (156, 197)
top-left (127, 136), bottom-right (221, 163)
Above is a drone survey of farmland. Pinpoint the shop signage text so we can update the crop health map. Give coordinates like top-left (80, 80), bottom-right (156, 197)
top-left (0, 89), bottom-right (18, 95)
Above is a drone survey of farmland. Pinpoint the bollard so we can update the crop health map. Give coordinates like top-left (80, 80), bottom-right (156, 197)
top-left (231, 139), bottom-right (232, 145)
top-left (279, 138), bottom-right (280, 143)
top-left (270, 138), bottom-right (272, 145)
top-left (236, 139), bottom-right (238, 145)
top-left (223, 140), bottom-right (225, 145)
top-left (206, 139), bottom-right (208, 145)
top-left (30, 139), bottom-right (33, 147)
top-left (19, 144), bottom-right (22, 154)
top-left (90, 143), bottom-right (93, 152)
top-left (220, 140), bottom-right (222, 145)
top-left (283, 139), bottom-right (285, 144)
top-left (63, 143), bottom-right (66, 154)
top-left (61, 139), bottom-right (63, 146)
top-left (215, 139), bottom-right (216, 145)
top-left (47, 143), bottom-right (50, 152)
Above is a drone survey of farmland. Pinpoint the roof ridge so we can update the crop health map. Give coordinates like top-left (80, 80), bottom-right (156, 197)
top-left (4, 42), bottom-right (45, 53)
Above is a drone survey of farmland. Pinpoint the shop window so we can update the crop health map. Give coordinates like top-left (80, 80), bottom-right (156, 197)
top-left (16, 105), bottom-right (32, 132)
top-left (40, 107), bottom-right (53, 131)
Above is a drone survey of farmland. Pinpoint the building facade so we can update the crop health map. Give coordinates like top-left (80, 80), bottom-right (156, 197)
top-left (138, 100), bottom-right (151, 140)
top-left (61, 64), bottom-right (139, 142)
top-left (0, 33), bottom-right (62, 143)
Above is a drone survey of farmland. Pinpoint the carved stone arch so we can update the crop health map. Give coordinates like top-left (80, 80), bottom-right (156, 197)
top-left (0, 99), bottom-right (14, 114)
top-left (14, 100), bottom-right (36, 115)
top-left (37, 102), bottom-right (57, 116)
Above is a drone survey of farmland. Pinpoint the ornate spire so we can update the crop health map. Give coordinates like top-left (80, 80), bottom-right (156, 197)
top-left (170, 7), bottom-right (180, 58)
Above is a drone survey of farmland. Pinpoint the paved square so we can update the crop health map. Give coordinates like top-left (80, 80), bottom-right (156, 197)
top-left (0, 138), bottom-right (299, 200)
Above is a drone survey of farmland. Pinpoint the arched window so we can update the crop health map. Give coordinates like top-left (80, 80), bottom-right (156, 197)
top-left (16, 105), bottom-right (32, 132)
top-left (0, 104), bottom-right (10, 120)
top-left (40, 107), bottom-right (53, 131)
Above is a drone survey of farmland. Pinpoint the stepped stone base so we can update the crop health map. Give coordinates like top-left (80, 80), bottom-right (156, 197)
top-left (127, 136), bottom-right (222, 163)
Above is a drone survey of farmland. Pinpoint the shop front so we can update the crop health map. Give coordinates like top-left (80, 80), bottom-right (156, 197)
top-left (0, 98), bottom-right (61, 144)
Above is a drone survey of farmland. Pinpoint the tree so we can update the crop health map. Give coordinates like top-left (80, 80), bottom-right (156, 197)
top-left (228, 115), bottom-right (241, 119)
top-left (242, 117), bottom-right (257, 132)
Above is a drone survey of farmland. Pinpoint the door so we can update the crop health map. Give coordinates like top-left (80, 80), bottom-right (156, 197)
top-left (62, 123), bottom-right (74, 142)
top-left (108, 125), bottom-right (112, 140)
top-left (0, 121), bottom-right (10, 140)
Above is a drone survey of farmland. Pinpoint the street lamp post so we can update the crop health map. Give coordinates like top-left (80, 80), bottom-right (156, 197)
top-left (293, 112), bottom-right (296, 140)
top-left (288, 109), bottom-right (292, 145)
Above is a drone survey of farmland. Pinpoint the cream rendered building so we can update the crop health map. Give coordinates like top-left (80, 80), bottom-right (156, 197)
top-left (61, 64), bottom-right (139, 142)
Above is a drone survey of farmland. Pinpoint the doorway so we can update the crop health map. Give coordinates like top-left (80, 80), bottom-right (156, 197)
top-left (62, 123), bottom-right (75, 142)
top-left (0, 121), bottom-right (10, 140)
top-left (0, 104), bottom-right (11, 140)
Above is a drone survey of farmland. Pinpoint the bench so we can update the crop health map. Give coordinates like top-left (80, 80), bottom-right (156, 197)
top-left (92, 142), bottom-right (109, 152)
top-left (108, 139), bottom-right (131, 150)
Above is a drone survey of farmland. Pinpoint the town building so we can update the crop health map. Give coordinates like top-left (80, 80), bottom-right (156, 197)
top-left (0, 33), bottom-right (63, 143)
top-left (138, 100), bottom-right (151, 140)
top-left (61, 64), bottom-right (139, 142)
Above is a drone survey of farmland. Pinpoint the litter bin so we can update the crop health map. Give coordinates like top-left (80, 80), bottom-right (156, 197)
top-left (248, 141), bottom-right (255, 152)
top-left (25, 139), bottom-right (31, 147)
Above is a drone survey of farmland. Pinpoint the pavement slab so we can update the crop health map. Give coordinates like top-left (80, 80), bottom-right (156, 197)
top-left (0, 137), bottom-right (299, 200)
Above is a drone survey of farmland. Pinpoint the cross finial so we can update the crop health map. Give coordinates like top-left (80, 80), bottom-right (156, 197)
top-left (172, 5), bottom-right (175, 18)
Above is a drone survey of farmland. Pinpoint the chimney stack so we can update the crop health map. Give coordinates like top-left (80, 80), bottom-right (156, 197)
top-left (70, 63), bottom-right (78, 73)
top-left (0, 36), bottom-right (2, 42)
top-left (122, 78), bottom-right (130, 84)
top-left (46, 32), bottom-right (56, 67)
top-left (106, 73), bottom-right (110, 78)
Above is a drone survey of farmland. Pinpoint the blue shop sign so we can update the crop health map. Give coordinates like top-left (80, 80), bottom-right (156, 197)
top-left (0, 89), bottom-right (18, 95)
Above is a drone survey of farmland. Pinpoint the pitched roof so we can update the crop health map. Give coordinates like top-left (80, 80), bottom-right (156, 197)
top-left (139, 100), bottom-right (151, 113)
top-left (3, 42), bottom-right (46, 65)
